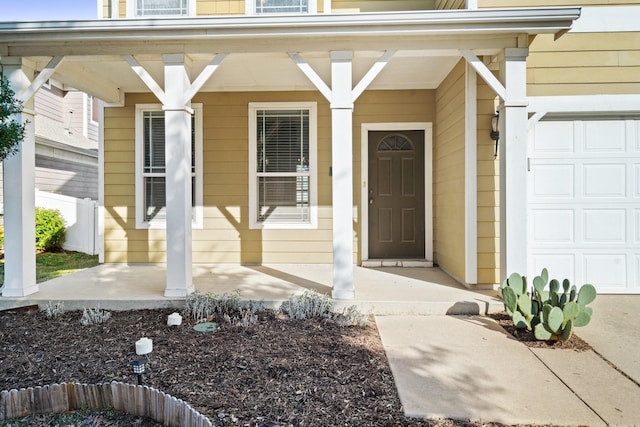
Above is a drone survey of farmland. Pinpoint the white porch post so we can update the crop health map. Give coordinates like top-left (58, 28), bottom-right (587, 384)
top-left (163, 54), bottom-right (195, 297)
top-left (330, 51), bottom-right (354, 299)
top-left (1, 59), bottom-right (37, 297)
top-left (290, 50), bottom-right (393, 299)
top-left (499, 48), bottom-right (529, 281)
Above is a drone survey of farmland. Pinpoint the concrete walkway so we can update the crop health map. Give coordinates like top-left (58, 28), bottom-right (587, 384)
top-left (376, 307), bottom-right (640, 426)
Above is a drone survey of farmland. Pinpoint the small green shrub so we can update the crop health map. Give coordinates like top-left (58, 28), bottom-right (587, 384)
top-left (279, 290), bottom-right (334, 320)
top-left (42, 301), bottom-right (65, 319)
top-left (184, 291), bottom-right (267, 327)
top-left (279, 290), bottom-right (369, 327)
top-left (80, 306), bottom-right (112, 326)
top-left (35, 207), bottom-right (66, 252)
top-left (0, 224), bottom-right (4, 249)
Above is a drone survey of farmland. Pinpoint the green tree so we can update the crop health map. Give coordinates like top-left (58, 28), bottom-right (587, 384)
top-left (0, 75), bottom-right (27, 161)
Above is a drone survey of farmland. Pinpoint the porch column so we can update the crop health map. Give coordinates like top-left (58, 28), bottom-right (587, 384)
top-left (163, 54), bottom-right (195, 297)
top-left (330, 51), bottom-right (354, 299)
top-left (499, 48), bottom-right (529, 281)
top-left (1, 59), bottom-right (37, 297)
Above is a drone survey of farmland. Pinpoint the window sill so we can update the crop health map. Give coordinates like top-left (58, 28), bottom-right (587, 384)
top-left (250, 222), bottom-right (317, 230)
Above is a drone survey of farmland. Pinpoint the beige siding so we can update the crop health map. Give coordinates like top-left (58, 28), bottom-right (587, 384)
top-left (476, 81), bottom-right (500, 285)
top-left (477, 1), bottom-right (640, 96)
top-left (526, 33), bottom-right (640, 96)
top-left (104, 89), bottom-right (435, 264)
top-left (331, 0), bottom-right (435, 12)
top-left (101, 0), bottom-right (113, 17)
top-left (198, 0), bottom-right (245, 15)
top-left (434, 60), bottom-right (466, 281)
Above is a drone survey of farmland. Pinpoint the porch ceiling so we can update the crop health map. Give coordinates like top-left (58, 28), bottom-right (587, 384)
top-left (0, 8), bottom-right (580, 103)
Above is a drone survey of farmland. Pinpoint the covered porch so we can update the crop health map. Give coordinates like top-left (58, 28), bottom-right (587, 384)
top-left (0, 264), bottom-right (502, 315)
top-left (0, 8), bottom-right (581, 300)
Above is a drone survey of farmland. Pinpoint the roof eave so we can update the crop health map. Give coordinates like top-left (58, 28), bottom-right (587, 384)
top-left (0, 7), bottom-right (581, 42)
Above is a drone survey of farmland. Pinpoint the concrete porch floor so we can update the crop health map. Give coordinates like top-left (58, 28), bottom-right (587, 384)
top-left (0, 264), bottom-right (502, 315)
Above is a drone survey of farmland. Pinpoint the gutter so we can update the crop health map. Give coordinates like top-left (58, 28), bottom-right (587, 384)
top-left (0, 8), bottom-right (581, 41)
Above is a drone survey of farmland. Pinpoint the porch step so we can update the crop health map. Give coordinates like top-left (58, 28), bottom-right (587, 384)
top-left (0, 296), bottom-right (504, 317)
top-left (362, 259), bottom-right (434, 268)
top-left (0, 264), bottom-right (503, 316)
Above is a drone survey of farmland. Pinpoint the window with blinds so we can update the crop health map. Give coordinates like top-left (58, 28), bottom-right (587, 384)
top-left (254, 0), bottom-right (309, 14)
top-left (141, 110), bottom-right (196, 223)
top-left (249, 103), bottom-right (317, 229)
top-left (256, 109), bottom-right (310, 223)
top-left (136, 0), bottom-right (188, 16)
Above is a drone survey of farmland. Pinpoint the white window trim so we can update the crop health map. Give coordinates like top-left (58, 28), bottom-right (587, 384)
top-left (245, 0), bottom-right (317, 15)
top-left (248, 102), bottom-right (318, 230)
top-left (135, 103), bottom-right (203, 229)
top-left (127, 0), bottom-right (196, 18)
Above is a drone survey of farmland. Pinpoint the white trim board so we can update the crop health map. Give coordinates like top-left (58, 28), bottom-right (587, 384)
top-left (528, 95), bottom-right (640, 126)
top-left (360, 122), bottom-right (433, 264)
top-left (570, 6), bottom-right (640, 33)
top-left (464, 63), bottom-right (478, 285)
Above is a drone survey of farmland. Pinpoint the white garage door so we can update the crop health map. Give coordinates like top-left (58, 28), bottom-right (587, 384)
top-left (528, 119), bottom-right (640, 293)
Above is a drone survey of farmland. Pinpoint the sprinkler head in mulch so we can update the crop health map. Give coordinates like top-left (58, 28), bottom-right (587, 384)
top-left (193, 322), bottom-right (218, 333)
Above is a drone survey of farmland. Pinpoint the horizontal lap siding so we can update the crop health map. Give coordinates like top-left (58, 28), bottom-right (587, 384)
top-left (197, 91), bottom-right (331, 264)
top-left (435, 60), bottom-right (466, 281)
top-left (527, 33), bottom-right (640, 96)
top-left (104, 90), bottom-right (434, 264)
top-left (476, 81), bottom-right (500, 285)
top-left (35, 156), bottom-right (99, 200)
top-left (103, 98), bottom-right (137, 262)
top-left (330, 0), bottom-right (435, 12)
top-left (479, 2), bottom-right (640, 96)
top-left (198, 0), bottom-right (245, 15)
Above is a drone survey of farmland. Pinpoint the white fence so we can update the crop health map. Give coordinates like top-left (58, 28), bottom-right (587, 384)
top-left (35, 190), bottom-right (98, 255)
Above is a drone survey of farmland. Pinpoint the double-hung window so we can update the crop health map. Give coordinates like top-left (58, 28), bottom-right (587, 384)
top-left (246, 0), bottom-right (316, 15)
top-left (249, 102), bottom-right (317, 229)
top-left (135, 104), bottom-right (203, 229)
top-left (129, 0), bottom-right (195, 17)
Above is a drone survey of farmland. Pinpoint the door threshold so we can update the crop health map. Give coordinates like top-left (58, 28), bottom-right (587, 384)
top-left (362, 259), bottom-right (434, 268)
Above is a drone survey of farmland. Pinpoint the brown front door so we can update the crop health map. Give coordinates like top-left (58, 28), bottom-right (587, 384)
top-left (368, 130), bottom-right (425, 259)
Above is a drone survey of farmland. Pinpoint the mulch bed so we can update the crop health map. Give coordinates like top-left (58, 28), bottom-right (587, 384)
top-left (0, 306), bottom-right (589, 426)
top-left (0, 307), bottom-right (514, 427)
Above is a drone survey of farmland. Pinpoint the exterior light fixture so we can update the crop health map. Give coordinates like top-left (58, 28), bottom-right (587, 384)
top-left (490, 112), bottom-right (500, 159)
top-left (130, 359), bottom-right (146, 385)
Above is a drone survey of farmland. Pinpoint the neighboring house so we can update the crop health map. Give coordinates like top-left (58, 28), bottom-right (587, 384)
top-left (1, 0), bottom-right (638, 298)
top-left (0, 83), bottom-right (99, 214)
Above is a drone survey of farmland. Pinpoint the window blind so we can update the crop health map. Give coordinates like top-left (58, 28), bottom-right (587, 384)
top-left (255, 0), bottom-right (308, 14)
top-left (137, 0), bottom-right (188, 16)
top-left (142, 111), bottom-right (196, 222)
top-left (256, 109), bottom-right (310, 223)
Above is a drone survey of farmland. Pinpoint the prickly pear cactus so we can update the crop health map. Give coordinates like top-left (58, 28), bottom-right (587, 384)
top-left (500, 272), bottom-right (534, 329)
top-left (502, 269), bottom-right (597, 342)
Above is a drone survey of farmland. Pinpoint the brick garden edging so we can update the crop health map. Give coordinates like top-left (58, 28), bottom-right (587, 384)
top-left (0, 381), bottom-right (212, 426)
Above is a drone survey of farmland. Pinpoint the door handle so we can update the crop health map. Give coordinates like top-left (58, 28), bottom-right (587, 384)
top-left (369, 188), bottom-right (374, 205)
